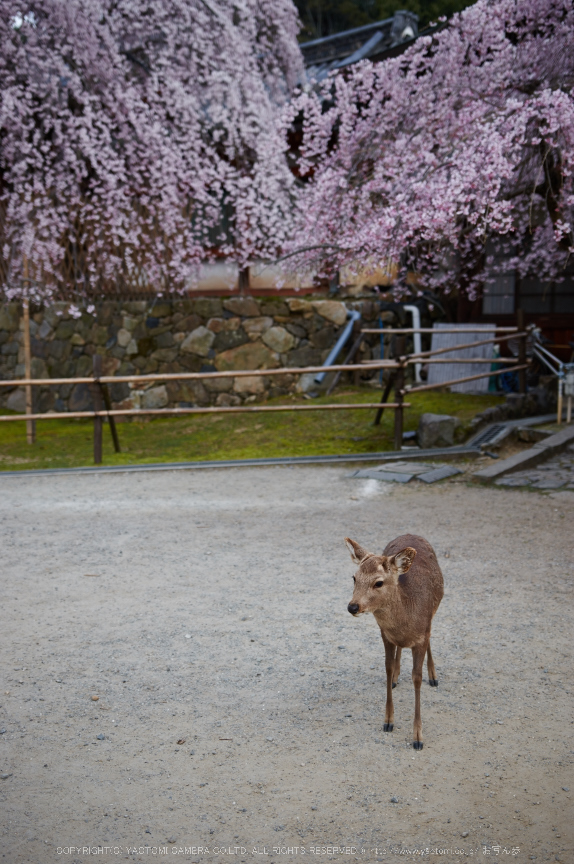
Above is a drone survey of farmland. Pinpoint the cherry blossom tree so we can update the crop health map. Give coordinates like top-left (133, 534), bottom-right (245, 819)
top-left (285, 0), bottom-right (574, 303)
top-left (0, 0), bottom-right (302, 301)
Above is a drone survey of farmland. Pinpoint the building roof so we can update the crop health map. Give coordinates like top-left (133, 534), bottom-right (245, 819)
top-left (300, 11), bottom-right (419, 80)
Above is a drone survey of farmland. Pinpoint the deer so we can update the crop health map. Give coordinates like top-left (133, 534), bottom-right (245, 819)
top-left (345, 533), bottom-right (444, 750)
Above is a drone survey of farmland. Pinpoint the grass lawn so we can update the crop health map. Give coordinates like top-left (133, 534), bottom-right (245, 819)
top-left (0, 387), bottom-right (504, 471)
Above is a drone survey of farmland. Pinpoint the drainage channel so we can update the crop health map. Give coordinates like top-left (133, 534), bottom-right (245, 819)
top-left (0, 446), bottom-right (483, 479)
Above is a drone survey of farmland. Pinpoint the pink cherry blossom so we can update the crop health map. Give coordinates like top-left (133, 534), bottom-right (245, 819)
top-left (0, 0), bottom-right (302, 301)
top-left (284, 0), bottom-right (574, 300)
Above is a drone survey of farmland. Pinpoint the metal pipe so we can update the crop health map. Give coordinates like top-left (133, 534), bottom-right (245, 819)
top-left (402, 305), bottom-right (422, 383)
top-left (314, 307), bottom-right (361, 384)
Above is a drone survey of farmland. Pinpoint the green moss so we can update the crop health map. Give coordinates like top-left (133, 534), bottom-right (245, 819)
top-left (0, 388), bottom-right (503, 471)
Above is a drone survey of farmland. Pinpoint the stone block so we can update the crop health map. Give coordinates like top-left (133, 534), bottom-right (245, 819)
top-left (48, 340), bottom-right (66, 360)
top-left (136, 337), bottom-right (154, 356)
top-left (109, 382), bottom-right (131, 403)
top-left (174, 313), bottom-right (202, 333)
top-left (151, 302), bottom-right (172, 318)
top-left (54, 320), bottom-right (76, 340)
top-left (223, 296), bottom-right (261, 318)
top-left (287, 298), bottom-right (313, 314)
top-left (243, 317), bottom-right (273, 341)
top-left (0, 304), bottom-right (19, 330)
top-left (262, 326), bottom-right (296, 354)
top-left (117, 328), bottom-right (132, 348)
top-left (31, 337), bottom-right (49, 359)
top-left (310, 326), bottom-right (336, 349)
top-left (286, 345), bottom-right (323, 368)
top-left (233, 375), bottom-right (266, 395)
top-left (418, 413), bottom-right (456, 449)
top-left (122, 315), bottom-right (139, 332)
top-left (312, 300), bottom-right (347, 326)
top-left (38, 320), bottom-right (53, 340)
top-left (30, 357), bottom-right (48, 379)
top-left (203, 375), bottom-right (234, 393)
top-left (69, 383), bottom-right (94, 412)
top-left (215, 341), bottom-right (280, 371)
top-left (141, 385), bottom-right (168, 410)
top-left (75, 355), bottom-right (93, 377)
top-left (151, 348), bottom-right (179, 363)
top-left (166, 380), bottom-right (210, 406)
top-left (92, 325), bottom-right (109, 346)
top-left (207, 316), bottom-right (240, 334)
top-left (154, 331), bottom-right (175, 349)
top-left (212, 329), bottom-right (249, 352)
top-left (101, 357), bottom-right (121, 376)
top-left (6, 388), bottom-right (25, 412)
top-left (180, 326), bottom-right (216, 356)
top-left (259, 299), bottom-right (290, 317)
top-left (70, 333), bottom-right (85, 346)
top-left (215, 392), bottom-right (241, 407)
top-left (192, 298), bottom-right (223, 319)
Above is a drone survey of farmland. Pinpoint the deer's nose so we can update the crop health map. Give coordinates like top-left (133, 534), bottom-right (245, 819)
top-left (348, 603), bottom-right (360, 615)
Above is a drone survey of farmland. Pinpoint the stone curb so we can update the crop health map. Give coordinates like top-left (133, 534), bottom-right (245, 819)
top-left (473, 423), bottom-right (574, 482)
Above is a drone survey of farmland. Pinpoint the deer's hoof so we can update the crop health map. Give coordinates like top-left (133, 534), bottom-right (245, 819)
top-left (413, 740), bottom-right (423, 750)
top-left (383, 723), bottom-right (394, 732)
top-left (392, 682), bottom-right (398, 689)
top-left (429, 679), bottom-right (438, 687)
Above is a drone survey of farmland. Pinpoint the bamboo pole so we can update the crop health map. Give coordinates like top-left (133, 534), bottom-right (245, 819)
top-left (361, 327), bottom-right (519, 334)
top-left (557, 378), bottom-right (563, 425)
top-left (0, 360), bottom-right (400, 388)
top-left (22, 257), bottom-right (36, 444)
top-left (0, 402), bottom-right (410, 422)
top-left (362, 331), bottom-right (528, 363)
top-left (402, 363), bottom-right (530, 394)
top-left (407, 357), bottom-right (519, 365)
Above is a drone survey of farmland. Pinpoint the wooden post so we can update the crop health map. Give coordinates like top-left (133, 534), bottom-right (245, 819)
top-left (92, 354), bottom-right (103, 464)
top-left (22, 257), bottom-right (36, 444)
top-left (100, 382), bottom-right (121, 453)
top-left (393, 336), bottom-right (405, 450)
top-left (517, 309), bottom-right (526, 394)
top-left (238, 266), bottom-right (249, 295)
top-left (352, 317), bottom-right (362, 387)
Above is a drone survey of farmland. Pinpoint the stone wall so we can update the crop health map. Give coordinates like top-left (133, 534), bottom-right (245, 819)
top-left (0, 296), bottom-right (383, 413)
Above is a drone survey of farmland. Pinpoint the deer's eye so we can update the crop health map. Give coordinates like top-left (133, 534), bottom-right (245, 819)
top-left (374, 580), bottom-right (384, 588)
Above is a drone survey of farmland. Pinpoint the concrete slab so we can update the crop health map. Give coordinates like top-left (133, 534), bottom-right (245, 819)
top-left (473, 423), bottom-right (574, 482)
top-left (418, 465), bottom-right (463, 483)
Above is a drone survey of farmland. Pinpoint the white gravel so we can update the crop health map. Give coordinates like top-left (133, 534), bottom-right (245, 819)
top-left (0, 466), bottom-right (572, 864)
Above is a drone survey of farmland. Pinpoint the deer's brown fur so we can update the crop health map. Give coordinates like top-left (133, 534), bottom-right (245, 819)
top-left (345, 533), bottom-right (444, 750)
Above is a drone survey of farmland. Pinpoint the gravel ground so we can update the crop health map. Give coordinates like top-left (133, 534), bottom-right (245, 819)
top-left (0, 466), bottom-right (572, 864)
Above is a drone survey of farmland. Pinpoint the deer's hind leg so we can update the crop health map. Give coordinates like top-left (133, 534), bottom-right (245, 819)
top-left (412, 643), bottom-right (426, 750)
top-left (427, 642), bottom-right (438, 687)
top-left (392, 647), bottom-right (402, 688)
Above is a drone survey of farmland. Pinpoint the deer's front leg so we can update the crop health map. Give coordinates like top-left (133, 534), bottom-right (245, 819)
top-left (381, 633), bottom-right (396, 732)
top-left (393, 646), bottom-right (402, 688)
top-left (412, 643), bottom-right (427, 750)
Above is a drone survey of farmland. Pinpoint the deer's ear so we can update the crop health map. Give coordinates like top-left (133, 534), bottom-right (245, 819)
top-left (390, 547), bottom-right (417, 575)
top-left (345, 537), bottom-right (369, 564)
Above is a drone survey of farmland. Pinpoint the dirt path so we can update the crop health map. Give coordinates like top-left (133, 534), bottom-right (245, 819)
top-left (0, 467), bottom-right (572, 864)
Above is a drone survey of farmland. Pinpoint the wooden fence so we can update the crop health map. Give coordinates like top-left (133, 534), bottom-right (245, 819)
top-left (0, 323), bottom-right (531, 464)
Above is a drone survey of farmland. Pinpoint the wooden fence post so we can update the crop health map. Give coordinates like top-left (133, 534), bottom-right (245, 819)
top-left (92, 354), bottom-right (103, 464)
top-left (22, 257), bottom-right (36, 444)
top-left (393, 336), bottom-right (405, 450)
top-left (517, 309), bottom-right (526, 394)
top-left (238, 266), bottom-right (250, 295)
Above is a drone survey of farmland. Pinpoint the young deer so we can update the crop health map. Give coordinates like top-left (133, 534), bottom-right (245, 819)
top-left (345, 533), bottom-right (444, 750)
